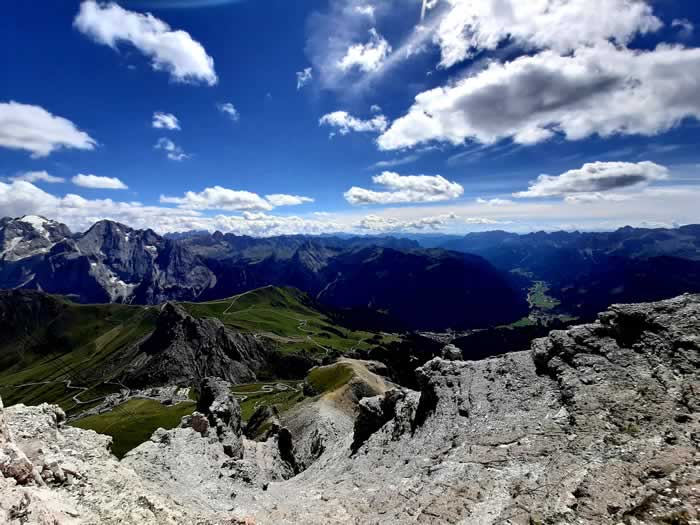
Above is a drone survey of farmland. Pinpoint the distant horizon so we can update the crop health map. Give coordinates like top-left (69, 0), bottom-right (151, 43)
top-left (3, 213), bottom-right (696, 239)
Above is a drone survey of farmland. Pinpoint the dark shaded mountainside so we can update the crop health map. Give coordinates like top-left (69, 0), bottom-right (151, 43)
top-left (1, 294), bottom-right (697, 524)
top-left (0, 215), bottom-right (527, 330)
top-left (438, 225), bottom-right (700, 319)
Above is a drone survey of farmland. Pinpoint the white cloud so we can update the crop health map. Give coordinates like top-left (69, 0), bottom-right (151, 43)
top-left (155, 137), bottom-right (190, 161)
top-left (514, 161), bottom-right (668, 198)
top-left (370, 104), bottom-right (382, 113)
top-left (356, 213), bottom-right (459, 232)
top-left (345, 171), bottom-right (464, 205)
top-left (370, 154), bottom-right (419, 169)
top-left (354, 5), bottom-right (375, 18)
top-left (319, 111), bottom-right (387, 135)
top-left (152, 112), bottom-right (180, 130)
top-left (265, 194), bottom-right (315, 207)
top-left (338, 28), bottom-right (391, 73)
top-left (74, 0), bottom-right (217, 85)
top-left (433, 0), bottom-right (662, 68)
top-left (217, 102), bottom-right (240, 121)
top-left (296, 67), bottom-right (313, 89)
top-left (3, 179), bottom-right (700, 237)
top-left (213, 212), bottom-right (342, 237)
top-left (672, 19), bottom-right (694, 39)
top-left (72, 173), bottom-right (128, 190)
top-left (0, 101), bottom-right (96, 158)
top-left (476, 197), bottom-right (514, 206)
top-left (160, 186), bottom-right (273, 211)
top-left (10, 171), bottom-right (65, 184)
top-left (464, 217), bottom-right (509, 225)
top-left (378, 44), bottom-right (700, 150)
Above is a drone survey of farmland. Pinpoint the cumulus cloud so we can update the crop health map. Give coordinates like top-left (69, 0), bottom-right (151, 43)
top-left (514, 161), bottom-right (668, 198)
top-left (433, 0), bottom-right (662, 68)
top-left (152, 112), bottom-right (180, 130)
top-left (378, 44), bottom-right (700, 150)
top-left (10, 171), bottom-right (65, 184)
top-left (160, 186), bottom-right (273, 211)
top-left (354, 5), bottom-right (375, 18)
top-left (265, 194), bottom-right (315, 207)
top-left (356, 213), bottom-right (458, 232)
top-left (296, 67), bottom-right (313, 89)
top-left (0, 180), bottom-right (337, 236)
top-left (0, 101), bottom-right (96, 158)
top-left (74, 1), bottom-right (217, 85)
top-left (213, 212), bottom-right (341, 237)
top-left (338, 28), bottom-right (391, 73)
top-left (155, 137), bottom-right (190, 161)
top-left (345, 171), bottom-right (464, 205)
top-left (72, 173), bottom-right (128, 190)
top-left (319, 111), bottom-right (387, 135)
top-left (217, 102), bottom-right (240, 121)
top-left (305, 0), bottom-right (406, 90)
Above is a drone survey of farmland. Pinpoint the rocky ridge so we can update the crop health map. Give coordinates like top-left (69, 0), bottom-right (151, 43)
top-left (123, 302), bottom-right (269, 387)
top-left (1, 294), bottom-right (698, 524)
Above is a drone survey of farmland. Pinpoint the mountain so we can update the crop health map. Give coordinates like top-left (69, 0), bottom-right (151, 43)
top-left (1, 294), bottom-right (697, 524)
top-left (317, 246), bottom-right (528, 330)
top-left (0, 216), bottom-right (526, 330)
top-left (0, 216), bottom-right (216, 304)
top-left (438, 225), bottom-right (700, 320)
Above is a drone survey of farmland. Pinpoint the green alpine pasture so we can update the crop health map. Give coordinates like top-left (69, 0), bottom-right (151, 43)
top-left (72, 399), bottom-right (196, 458)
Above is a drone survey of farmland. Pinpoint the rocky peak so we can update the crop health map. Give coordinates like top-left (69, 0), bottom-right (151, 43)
top-left (123, 303), bottom-right (269, 387)
top-left (0, 215), bottom-right (71, 261)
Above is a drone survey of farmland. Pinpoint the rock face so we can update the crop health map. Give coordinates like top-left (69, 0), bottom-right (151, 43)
top-left (0, 217), bottom-right (216, 304)
top-left (1, 294), bottom-right (698, 524)
top-left (0, 400), bottom-right (221, 524)
top-left (239, 294), bottom-right (699, 524)
top-left (123, 303), bottom-right (269, 387)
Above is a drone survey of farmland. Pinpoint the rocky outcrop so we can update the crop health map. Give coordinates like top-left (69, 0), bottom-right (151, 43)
top-left (122, 377), bottom-right (296, 515)
top-left (0, 400), bottom-right (227, 524)
top-left (237, 294), bottom-right (699, 524)
top-left (197, 377), bottom-right (244, 458)
top-left (123, 303), bottom-right (269, 387)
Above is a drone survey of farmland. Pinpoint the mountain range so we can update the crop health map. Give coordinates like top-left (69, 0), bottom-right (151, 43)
top-left (3, 215), bottom-right (700, 329)
top-left (0, 216), bottom-right (527, 330)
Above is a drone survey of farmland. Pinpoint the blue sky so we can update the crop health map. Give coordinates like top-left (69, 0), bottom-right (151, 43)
top-left (1, 0), bottom-right (699, 235)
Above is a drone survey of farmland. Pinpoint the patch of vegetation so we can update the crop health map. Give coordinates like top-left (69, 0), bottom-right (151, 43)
top-left (0, 301), bottom-right (158, 414)
top-left (231, 381), bottom-right (305, 421)
top-left (71, 399), bottom-right (195, 458)
top-left (529, 281), bottom-right (561, 311)
top-left (500, 316), bottom-right (537, 329)
top-left (306, 362), bottom-right (354, 395)
top-left (182, 286), bottom-right (397, 356)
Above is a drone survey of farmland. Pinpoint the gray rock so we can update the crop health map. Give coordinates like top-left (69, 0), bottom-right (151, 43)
top-left (124, 304), bottom-right (269, 388)
top-left (440, 343), bottom-right (463, 361)
top-left (238, 294), bottom-right (700, 524)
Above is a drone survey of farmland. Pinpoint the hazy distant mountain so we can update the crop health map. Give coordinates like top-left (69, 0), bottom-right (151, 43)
top-left (438, 225), bottom-right (700, 319)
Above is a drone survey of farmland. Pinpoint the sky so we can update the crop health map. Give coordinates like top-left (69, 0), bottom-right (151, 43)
top-left (1, 0), bottom-right (699, 236)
